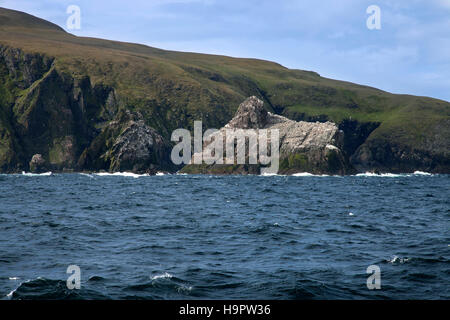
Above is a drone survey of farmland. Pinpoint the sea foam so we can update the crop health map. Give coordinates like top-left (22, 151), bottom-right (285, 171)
top-left (355, 172), bottom-right (408, 177)
top-left (151, 272), bottom-right (173, 280)
top-left (94, 172), bottom-right (149, 178)
top-left (356, 171), bottom-right (435, 177)
top-left (21, 171), bottom-right (52, 176)
top-left (413, 171), bottom-right (432, 176)
top-left (291, 172), bottom-right (331, 177)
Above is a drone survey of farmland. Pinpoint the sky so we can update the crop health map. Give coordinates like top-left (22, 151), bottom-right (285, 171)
top-left (1, 0), bottom-right (449, 102)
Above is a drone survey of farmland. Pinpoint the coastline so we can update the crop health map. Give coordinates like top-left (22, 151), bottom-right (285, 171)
top-left (7, 170), bottom-right (441, 177)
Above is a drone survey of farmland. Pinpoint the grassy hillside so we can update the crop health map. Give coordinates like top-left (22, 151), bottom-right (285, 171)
top-left (0, 7), bottom-right (448, 173)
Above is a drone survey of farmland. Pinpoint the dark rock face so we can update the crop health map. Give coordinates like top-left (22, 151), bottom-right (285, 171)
top-left (338, 119), bottom-right (380, 157)
top-left (0, 46), bottom-right (172, 174)
top-left (351, 139), bottom-right (450, 174)
top-left (12, 66), bottom-right (108, 171)
top-left (0, 46), bottom-right (117, 172)
top-left (349, 118), bottom-right (450, 174)
top-left (29, 154), bottom-right (47, 173)
top-left (78, 111), bottom-right (173, 174)
top-left (108, 119), bottom-right (172, 173)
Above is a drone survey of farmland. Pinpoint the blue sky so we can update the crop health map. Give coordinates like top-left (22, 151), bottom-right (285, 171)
top-left (2, 0), bottom-right (449, 101)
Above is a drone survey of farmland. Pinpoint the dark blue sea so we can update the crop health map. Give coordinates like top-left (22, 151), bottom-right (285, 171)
top-left (0, 172), bottom-right (449, 300)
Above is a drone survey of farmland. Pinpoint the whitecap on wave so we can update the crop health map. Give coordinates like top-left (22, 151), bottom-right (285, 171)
top-left (79, 173), bottom-right (94, 178)
top-left (387, 255), bottom-right (410, 264)
top-left (94, 172), bottom-right (149, 178)
top-left (5, 277), bottom-right (34, 299)
top-left (355, 172), bottom-right (408, 177)
top-left (21, 171), bottom-right (52, 176)
top-left (292, 172), bottom-right (314, 177)
top-left (413, 171), bottom-right (432, 176)
top-left (291, 172), bottom-right (330, 177)
top-left (150, 272), bottom-right (173, 280)
top-left (6, 289), bottom-right (15, 299)
top-left (260, 172), bottom-right (280, 176)
top-left (356, 171), bottom-right (435, 177)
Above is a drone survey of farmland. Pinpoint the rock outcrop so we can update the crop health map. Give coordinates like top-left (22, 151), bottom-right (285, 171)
top-left (29, 154), bottom-right (48, 173)
top-left (226, 96), bottom-right (268, 129)
top-left (78, 111), bottom-right (173, 174)
top-left (181, 96), bottom-right (351, 175)
top-left (106, 119), bottom-right (172, 173)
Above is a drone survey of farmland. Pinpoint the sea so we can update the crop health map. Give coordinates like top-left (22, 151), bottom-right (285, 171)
top-left (0, 172), bottom-right (448, 299)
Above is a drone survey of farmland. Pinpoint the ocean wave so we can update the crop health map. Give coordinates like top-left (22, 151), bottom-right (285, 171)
top-left (21, 171), bottom-right (52, 176)
top-left (176, 285), bottom-right (193, 293)
top-left (292, 172), bottom-right (314, 177)
top-left (150, 272), bottom-right (173, 281)
top-left (291, 172), bottom-right (331, 177)
top-left (6, 277), bottom-right (109, 300)
top-left (260, 172), bottom-right (281, 176)
top-left (387, 255), bottom-right (410, 264)
top-left (413, 171), bottom-right (433, 176)
top-left (355, 172), bottom-right (410, 177)
top-left (88, 276), bottom-right (106, 282)
top-left (356, 171), bottom-right (435, 177)
top-left (5, 277), bottom-right (38, 299)
top-left (260, 172), bottom-right (329, 177)
top-left (123, 273), bottom-right (192, 299)
top-left (6, 288), bottom-right (16, 299)
top-left (94, 172), bottom-right (149, 178)
top-left (79, 173), bottom-right (94, 178)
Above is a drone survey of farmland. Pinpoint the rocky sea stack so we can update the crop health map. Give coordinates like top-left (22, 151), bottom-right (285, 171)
top-left (181, 96), bottom-right (352, 175)
top-left (29, 153), bottom-right (48, 173)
